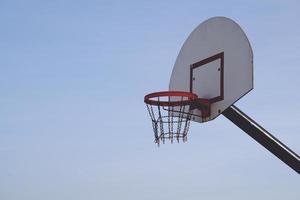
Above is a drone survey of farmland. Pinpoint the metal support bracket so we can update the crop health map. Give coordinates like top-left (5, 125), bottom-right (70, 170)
top-left (189, 98), bottom-right (211, 118)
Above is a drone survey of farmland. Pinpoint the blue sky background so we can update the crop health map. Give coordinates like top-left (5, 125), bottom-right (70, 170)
top-left (0, 0), bottom-right (299, 199)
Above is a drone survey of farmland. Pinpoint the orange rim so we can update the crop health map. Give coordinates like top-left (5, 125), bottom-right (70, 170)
top-left (144, 91), bottom-right (198, 106)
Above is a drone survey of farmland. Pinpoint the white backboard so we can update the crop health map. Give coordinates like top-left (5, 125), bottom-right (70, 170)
top-left (169, 17), bottom-right (253, 122)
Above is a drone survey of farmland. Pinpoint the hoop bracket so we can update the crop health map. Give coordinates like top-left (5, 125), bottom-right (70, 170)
top-left (189, 98), bottom-right (211, 118)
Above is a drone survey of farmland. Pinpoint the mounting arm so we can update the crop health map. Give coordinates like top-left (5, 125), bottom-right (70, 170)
top-left (222, 105), bottom-right (300, 174)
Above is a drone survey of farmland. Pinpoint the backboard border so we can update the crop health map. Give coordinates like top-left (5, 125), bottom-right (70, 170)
top-left (190, 52), bottom-right (224, 103)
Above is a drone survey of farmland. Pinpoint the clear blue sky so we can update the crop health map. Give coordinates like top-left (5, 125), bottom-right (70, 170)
top-left (0, 0), bottom-right (299, 199)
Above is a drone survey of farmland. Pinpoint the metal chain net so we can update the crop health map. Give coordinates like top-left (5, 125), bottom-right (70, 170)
top-left (146, 96), bottom-right (193, 145)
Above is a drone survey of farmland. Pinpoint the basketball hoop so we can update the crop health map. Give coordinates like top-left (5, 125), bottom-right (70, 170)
top-left (144, 91), bottom-right (210, 145)
top-left (142, 16), bottom-right (300, 173)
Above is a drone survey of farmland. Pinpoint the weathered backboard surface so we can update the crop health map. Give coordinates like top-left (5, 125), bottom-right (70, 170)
top-left (169, 17), bottom-right (253, 122)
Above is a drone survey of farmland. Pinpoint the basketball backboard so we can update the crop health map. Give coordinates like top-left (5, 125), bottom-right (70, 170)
top-left (144, 17), bottom-right (300, 174)
top-left (169, 17), bottom-right (253, 122)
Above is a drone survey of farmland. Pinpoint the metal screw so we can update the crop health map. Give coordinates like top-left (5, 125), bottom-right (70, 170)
top-left (193, 77), bottom-right (195, 80)
top-left (218, 68), bottom-right (220, 71)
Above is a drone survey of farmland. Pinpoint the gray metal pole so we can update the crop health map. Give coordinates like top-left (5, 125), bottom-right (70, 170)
top-left (222, 105), bottom-right (300, 174)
